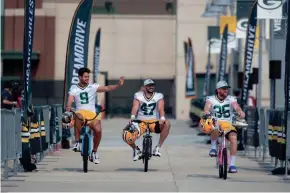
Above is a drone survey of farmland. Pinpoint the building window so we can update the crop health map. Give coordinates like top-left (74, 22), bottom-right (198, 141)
top-left (165, 0), bottom-right (176, 15)
top-left (92, 0), bottom-right (116, 14)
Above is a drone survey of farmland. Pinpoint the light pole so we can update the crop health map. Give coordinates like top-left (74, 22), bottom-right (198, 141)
top-left (201, 2), bottom-right (224, 97)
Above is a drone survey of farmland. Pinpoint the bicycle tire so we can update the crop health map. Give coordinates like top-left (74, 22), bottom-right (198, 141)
top-left (218, 148), bottom-right (223, 178)
top-left (219, 164), bottom-right (223, 178)
top-left (82, 134), bottom-right (89, 173)
top-left (143, 138), bottom-right (149, 172)
top-left (222, 148), bottom-right (228, 180)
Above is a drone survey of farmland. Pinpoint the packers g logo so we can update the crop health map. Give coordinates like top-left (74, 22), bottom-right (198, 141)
top-left (258, 0), bottom-right (283, 10)
top-left (237, 18), bottom-right (248, 32)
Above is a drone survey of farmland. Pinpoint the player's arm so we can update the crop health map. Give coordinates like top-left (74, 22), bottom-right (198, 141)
top-left (66, 95), bottom-right (74, 112)
top-left (232, 101), bottom-right (245, 119)
top-left (66, 86), bottom-right (75, 112)
top-left (157, 98), bottom-right (165, 119)
top-left (130, 98), bottom-right (140, 119)
top-left (203, 100), bottom-right (212, 115)
top-left (97, 76), bottom-right (124, 92)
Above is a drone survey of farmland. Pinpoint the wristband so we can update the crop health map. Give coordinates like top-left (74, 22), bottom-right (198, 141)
top-left (130, 115), bottom-right (136, 119)
top-left (160, 116), bottom-right (166, 120)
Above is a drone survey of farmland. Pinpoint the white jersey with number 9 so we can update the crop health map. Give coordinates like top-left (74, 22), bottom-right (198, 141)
top-left (134, 91), bottom-right (164, 120)
top-left (69, 83), bottom-right (99, 112)
top-left (206, 95), bottom-right (237, 122)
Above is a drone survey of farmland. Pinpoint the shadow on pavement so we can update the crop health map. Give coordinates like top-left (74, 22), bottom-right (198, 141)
top-left (115, 168), bottom-right (158, 172)
top-left (53, 168), bottom-right (95, 172)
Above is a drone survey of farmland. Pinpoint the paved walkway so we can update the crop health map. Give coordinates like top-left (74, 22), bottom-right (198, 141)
top-left (1, 119), bottom-right (289, 192)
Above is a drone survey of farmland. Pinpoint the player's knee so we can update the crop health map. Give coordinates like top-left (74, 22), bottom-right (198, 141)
top-left (165, 120), bottom-right (171, 127)
top-left (228, 133), bottom-right (237, 142)
top-left (211, 130), bottom-right (219, 137)
top-left (163, 120), bottom-right (171, 131)
top-left (92, 120), bottom-right (101, 132)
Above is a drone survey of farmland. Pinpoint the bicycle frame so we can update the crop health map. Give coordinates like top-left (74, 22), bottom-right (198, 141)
top-left (212, 113), bottom-right (234, 168)
top-left (214, 112), bottom-right (246, 179)
top-left (131, 119), bottom-right (158, 172)
top-left (67, 109), bottom-right (105, 173)
top-left (216, 130), bottom-right (229, 166)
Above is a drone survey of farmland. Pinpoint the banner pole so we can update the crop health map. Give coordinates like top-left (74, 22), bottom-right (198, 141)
top-left (257, 19), bottom-right (263, 109)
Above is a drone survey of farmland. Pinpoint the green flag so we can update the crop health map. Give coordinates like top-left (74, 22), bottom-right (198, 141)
top-left (63, 0), bottom-right (93, 109)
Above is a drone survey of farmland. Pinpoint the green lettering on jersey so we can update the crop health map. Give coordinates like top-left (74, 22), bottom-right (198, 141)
top-left (80, 92), bottom-right (89, 104)
top-left (213, 104), bottom-right (230, 118)
top-left (141, 103), bottom-right (156, 115)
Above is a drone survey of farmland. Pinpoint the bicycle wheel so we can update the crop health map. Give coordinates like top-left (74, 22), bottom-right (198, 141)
top-left (222, 148), bottom-right (228, 180)
top-left (143, 138), bottom-right (150, 172)
top-left (82, 134), bottom-right (89, 173)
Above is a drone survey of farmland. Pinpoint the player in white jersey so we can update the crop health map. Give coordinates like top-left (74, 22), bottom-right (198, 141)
top-left (64, 67), bottom-right (124, 164)
top-left (122, 79), bottom-right (171, 161)
top-left (202, 81), bottom-right (246, 173)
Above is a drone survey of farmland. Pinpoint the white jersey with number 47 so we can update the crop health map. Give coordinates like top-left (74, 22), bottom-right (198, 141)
top-left (134, 91), bottom-right (163, 120)
top-left (69, 83), bottom-right (99, 112)
top-left (206, 95), bottom-right (237, 122)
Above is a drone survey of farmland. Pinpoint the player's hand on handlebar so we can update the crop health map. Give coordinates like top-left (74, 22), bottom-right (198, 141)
top-left (202, 113), bottom-right (211, 120)
top-left (239, 111), bottom-right (245, 119)
top-left (129, 115), bottom-right (136, 124)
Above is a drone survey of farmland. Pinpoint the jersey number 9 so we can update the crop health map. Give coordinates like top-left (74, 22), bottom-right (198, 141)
top-left (141, 103), bottom-right (156, 116)
top-left (80, 92), bottom-right (89, 104)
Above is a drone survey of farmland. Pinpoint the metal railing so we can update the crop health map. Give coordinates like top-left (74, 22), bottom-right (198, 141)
top-left (1, 109), bottom-right (21, 179)
top-left (243, 107), bottom-right (290, 178)
top-left (1, 104), bottom-right (64, 179)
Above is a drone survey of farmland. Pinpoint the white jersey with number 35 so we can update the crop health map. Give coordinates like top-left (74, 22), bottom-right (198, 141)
top-left (69, 83), bottom-right (99, 112)
top-left (134, 91), bottom-right (163, 120)
top-left (206, 95), bottom-right (237, 122)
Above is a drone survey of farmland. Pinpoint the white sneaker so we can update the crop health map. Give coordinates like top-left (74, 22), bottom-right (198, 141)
top-left (153, 146), bottom-right (161, 157)
top-left (72, 142), bottom-right (80, 152)
top-left (133, 146), bottom-right (142, 161)
top-left (90, 152), bottom-right (100, 164)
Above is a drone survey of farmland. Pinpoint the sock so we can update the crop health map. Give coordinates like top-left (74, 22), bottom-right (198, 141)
top-left (230, 156), bottom-right (236, 166)
top-left (211, 140), bottom-right (217, 149)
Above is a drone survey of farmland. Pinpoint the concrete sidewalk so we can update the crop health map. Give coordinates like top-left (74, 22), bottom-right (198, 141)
top-left (1, 119), bottom-right (289, 192)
